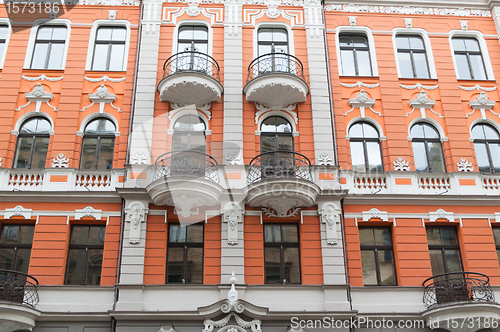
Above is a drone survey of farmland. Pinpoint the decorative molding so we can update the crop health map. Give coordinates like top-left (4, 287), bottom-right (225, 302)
top-left (254, 103), bottom-right (298, 124)
top-left (399, 83), bottom-right (438, 90)
top-left (81, 84), bottom-right (121, 113)
top-left (154, 326), bottom-right (177, 332)
top-left (459, 85), bottom-right (497, 92)
top-left (202, 313), bottom-right (262, 332)
top-left (393, 157), bottom-right (410, 171)
top-left (340, 81), bottom-right (379, 89)
top-left (407, 91), bottom-right (442, 118)
top-left (262, 198), bottom-right (300, 218)
top-left (429, 208), bottom-right (454, 223)
top-left (125, 201), bottom-right (148, 244)
top-left (345, 89), bottom-right (382, 118)
top-left (131, 151), bottom-right (149, 165)
top-left (317, 152), bottom-right (334, 166)
top-left (168, 103), bottom-right (211, 122)
top-left (108, 9), bottom-right (117, 19)
top-left (224, 151), bottom-right (243, 165)
top-left (72, 0), bottom-right (140, 5)
top-left (17, 83), bottom-right (57, 113)
top-left (4, 205), bottom-right (32, 219)
top-left (223, 202), bottom-right (244, 245)
top-left (467, 91), bottom-right (498, 119)
top-left (404, 18), bottom-right (412, 28)
top-left (84, 76), bottom-right (126, 83)
top-left (460, 20), bottom-right (468, 30)
top-left (52, 154), bottom-right (69, 168)
top-left (348, 16), bottom-right (356, 26)
top-left (169, 195), bottom-right (206, 218)
top-left (362, 208), bottom-right (388, 222)
top-left (163, 6), bottom-right (224, 26)
top-left (457, 158), bottom-right (474, 172)
top-left (22, 74), bottom-right (63, 82)
top-left (266, 0), bottom-right (280, 19)
top-left (319, 202), bottom-right (341, 245)
top-left (186, 3), bottom-right (200, 16)
top-left (75, 206), bottom-right (102, 220)
top-left (324, 4), bottom-right (492, 18)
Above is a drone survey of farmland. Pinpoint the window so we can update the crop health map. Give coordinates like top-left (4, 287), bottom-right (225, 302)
top-left (452, 37), bottom-right (487, 80)
top-left (264, 224), bottom-right (300, 284)
top-left (65, 225), bottom-right (105, 285)
top-left (260, 116), bottom-right (293, 153)
top-left (0, 225), bottom-right (35, 274)
top-left (91, 27), bottom-right (126, 71)
top-left (492, 228), bottom-right (500, 264)
top-left (426, 227), bottom-right (462, 276)
top-left (0, 25), bottom-right (9, 67)
top-left (396, 35), bottom-right (430, 79)
top-left (14, 117), bottom-right (51, 169)
top-left (410, 123), bottom-right (446, 172)
top-left (359, 227), bottom-right (396, 286)
top-left (172, 115), bottom-right (206, 152)
top-left (258, 28), bottom-right (288, 55)
top-left (80, 118), bottom-right (115, 170)
top-left (178, 25), bottom-right (208, 54)
top-left (166, 224), bottom-right (203, 284)
top-left (339, 33), bottom-right (372, 76)
top-left (349, 122), bottom-right (383, 172)
top-left (30, 26), bottom-right (67, 70)
top-left (471, 123), bottom-right (500, 173)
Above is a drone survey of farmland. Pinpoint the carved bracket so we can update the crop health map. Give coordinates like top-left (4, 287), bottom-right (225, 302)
top-left (223, 202), bottom-right (244, 245)
top-left (75, 206), bottom-right (102, 220)
top-left (466, 91), bottom-right (498, 119)
top-left (407, 91), bottom-right (442, 118)
top-left (16, 83), bottom-right (57, 113)
top-left (319, 202), bottom-right (341, 245)
top-left (4, 205), bottom-right (32, 219)
top-left (81, 85), bottom-right (121, 113)
top-left (429, 208), bottom-right (454, 223)
top-left (345, 89), bottom-right (382, 117)
top-left (125, 201), bottom-right (149, 244)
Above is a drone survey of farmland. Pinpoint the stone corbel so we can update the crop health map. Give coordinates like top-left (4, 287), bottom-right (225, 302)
top-left (16, 83), bottom-right (57, 112)
top-left (125, 201), bottom-right (149, 244)
top-left (82, 84), bottom-right (120, 113)
top-left (319, 202), bottom-right (341, 245)
top-left (346, 89), bottom-right (380, 117)
top-left (4, 205), bottom-right (32, 219)
top-left (223, 202), bottom-right (244, 245)
top-left (75, 206), bottom-right (102, 220)
top-left (408, 91), bottom-right (437, 118)
top-left (429, 209), bottom-right (454, 223)
top-left (467, 91), bottom-right (497, 119)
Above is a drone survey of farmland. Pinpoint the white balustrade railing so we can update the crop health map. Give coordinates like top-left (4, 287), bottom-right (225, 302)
top-left (353, 174), bottom-right (387, 191)
top-left (418, 175), bottom-right (450, 191)
top-left (8, 170), bottom-right (44, 189)
top-left (482, 176), bottom-right (500, 191)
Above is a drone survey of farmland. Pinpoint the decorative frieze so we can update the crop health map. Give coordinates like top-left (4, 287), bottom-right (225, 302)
top-left (262, 198), bottom-right (300, 218)
top-left (400, 83), bottom-right (438, 90)
top-left (17, 83), bottom-right (57, 113)
top-left (4, 205), bottom-right (32, 219)
top-left (340, 81), bottom-right (379, 89)
top-left (466, 91), bottom-right (498, 119)
top-left (406, 91), bottom-right (442, 118)
top-left (84, 76), bottom-right (126, 83)
top-left (459, 85), bottom-right (496, 92)
top-left (125, 201), bottom-right (148, 244)
top-left (22, 74), bottom-right (63, 82)
top-left (429, 209), bottom-right (454, 223)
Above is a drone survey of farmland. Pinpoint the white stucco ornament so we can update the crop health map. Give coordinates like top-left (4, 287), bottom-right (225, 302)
top-left (125, 201), bottom-right (149, 244)
top-left (223, 202), bottom-right (244, 245)
top-left (320, 202), bottom-right (341, 245)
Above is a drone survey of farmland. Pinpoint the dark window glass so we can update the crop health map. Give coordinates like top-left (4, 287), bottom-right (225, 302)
top-left (166, 224), bottom-right (203, 284)
top-left (172, 115), bottom-right (206, 152)
top-left (31, 26), bottom-right (67, 70)
top-left (339, 33), bottom-right (372, 76)
top-left (452, 37), bottom-right (487, 80)
top-left (260, 116), bottom-right (293, 153)
top-left (0, 225), bottom-right (35, 274)
top-left (359, 227), bottom-right (396, 286)
top-left (410, 123), bottom-right (446, 172)
top-left (65, 225), bottom-right (105, 285)
top-left (426, 227), bottom-right (462, 276)
top-left (264, 224), bottom-right (300, 284)
top-left (472, 124), bottom-right (500, 173)
top-left (349, 122), bottom-right (383, 172)
top-left (492, 228), bottom-right (500, 265)
top-left (396, 35), bottom-right (430, 79)
top-left (91, 27), bottom-right (126, 71)
top-left (13, 117), bottom-right (51, 169)
top-left (80, 118), bottom-right (115, 170)
top-left (258, 28), bottom-right (288, 55)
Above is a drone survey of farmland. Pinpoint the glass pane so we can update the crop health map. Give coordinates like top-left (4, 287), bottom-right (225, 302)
top-left (31, 43), bottom-right (48, 69)
top-left (465, 38), bottom-right (480, 51)
top-left (378, 250), bottom-right (396, 285)
top-left (96, 28), bottom-right (112, 41)
top-left (85, 249), bottom-right (103, 285)
top-left (350, 141), bottom-right (366, 172)
top-left (111, 28), bottom-right (126, 41)
top-left (172, 132), bottom-right (189, 151)
top-left (366, 141), bottom-right (383, 172)
top-left (14, 137), bottom-right (33, 169)
top-left (260, 135), bottom-right (276, 154)
top-left (395, 36), bottom-right (409, 49)
top-left (36, 27), bottom-right (53, 40)
top-left (412, 142), bottom-right (428, 172)
top-left (340, 50), bottom-right (356, 76)
top-left (452, 38), bottom-right (466, 52)
top-left (469, 54), bottom-right (487, 80)
top-left (281, 225), bottom-right (298, 243)
top-left (0, 26), bottom-right (9, 40)
top-left (92, 44), bottom-right (109, 70)
top-left (339, 35), bottom-right (352, 47)
top-left (1, 226), bottom-right (20, 243)
top-left (109, 44), bottom-right (125, 71)
top-left (455, 54), bottom-right (471, 80)
top-left (271, 29), bottom-right (287, 42)
top-left (492, 228), bottom-right (500, 246)
top-left (88, 226), bottom-right (105, 245)
top-left (352, 36), bottom-right (368, 47)
top-left (258, 44), bottom-right (272, 56)
top-left (186, 247), bottom-right (203, 284)
top-left (374, 228), bottom-right (391, 245)
top-left (413, 53), bottom-right (430, 79)
top-left (85, 119), bottom-right (116, 133)
top-left (472, 125), bottom-right (486, 139)
top-left (97, 137), bottom-right (114, 170)
top-left (441, 228), bottom-right (458, 245)
top-left (264, 225), bottom-right (281, 243)
top-left (264, 247), bottom-right (281, 284)
top-left (484, 125), bottom-right (500, 139)
top-left (65, 249), bottom-right (86, 285)
top-left (349, 124), bottom-right (363, 138)
top-left (361, 250), bottom-right (377, 285)
top-left (277, 136), bottom-right (293, 151)
top-left (429, 249), bottom-right (445, 276)
top-left (258, 29), bottom-right (273, 42)
top-left (0, 249), bottom-right (14, 270)
top-left (423, 124), bottom-right (439, 139)
top-left (169, 225), bottom-right (186, 243)
top-left (47, 43), bottom-right (65, 69)
top-left (81, 137), bottom-right (97, 169)
top-left (51, 27), bottom-right (66, 41)
top-left (21, 118), bottom-right (49, 134)
top-left (445, 249), bottom-right (462, 273)
top-left (283, 247), bottom-right (300, 283)
top-left (167, 247), bottom-right (184, 283)
top-left (490, 143), bottom-right (500, 172)
top-left (474, 143), bottom-right (490, 172)
top-left (178, 27), bottom-right (194, 40)
top-left (275, 117), bottom-right (292, 133)
top-left (70, 226), bottom-right (89, 244)
top-left (410, 123), bottom-right (425, 138)
top-left (356, 50), bottom-right (372, 76)
top-left (398, 52), bottom-right (413, 78)
top-left (427, 141), bottom-right (445, 172)
top-left (193, 27), bottom-right (208, 41)
top-left (362, 123), bottom-right (378, 138)
top-left (31, 137), bottom-right (49, 168)
top-left (426, 228), bottom-right (441, 245)
top-left (186, 224), bottom-right (203, 243)
top-left (409, 36), bottom-right (425, 50)
top-left (18, 226), bottom-right (34, 244)
top-left (358, 228), bottom-right (374, 245)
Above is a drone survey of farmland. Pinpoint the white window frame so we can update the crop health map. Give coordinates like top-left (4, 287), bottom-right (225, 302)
top-left (345, 117), bottom-right (386, 140)
top-left (335, 26), bottom-right (378, 77)
top-left (172, 20), bottom-right (213, 56)
top-left (24, 19), bottom-right (72, 70)
top-left (0, 19), bottom-right (12, 69)
top-left (469, 118), bottom-right (500, 141)
top-left (253, 22), bottom-right (295, 59)
top-left (85, 20), bottom-right (131, 72)
top-left (408, 117), bottom-right (448, 143)
top-left (77, 112), bottom-right (120, 137)
top-left (392, 28), bottom-right (437, 79)
top-left (11, 111), bottom-right (55, 136)
top-left (449, 29), bottom-right (495, 81)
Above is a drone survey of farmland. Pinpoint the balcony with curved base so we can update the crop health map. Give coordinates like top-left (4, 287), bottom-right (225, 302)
top-left (157, 51), bottom-right (223, 107)
top-left (243, 53), bottom-right (309, 109)
top-left (0, 270), bottom-right (40, 332)
top-left (246, 151), bottom-right (319, 217)
top-left (146, 150), bottom-right (223, 218)
top-left (421, 272), bottom-right (500, 332)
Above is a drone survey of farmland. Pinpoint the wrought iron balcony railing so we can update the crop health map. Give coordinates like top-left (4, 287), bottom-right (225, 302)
top-left (153, 150), bottom-right (220, 184)
top-left (247, 151), bottom-right (313, 185)
top-left (162, 51), bottom-right (221, 83)
top-left (0, 270), bottom-right (39, 307)
top-left (423, 272), bottom-right (495, 308)
top-left (246, 52), bottom-right (305, 83)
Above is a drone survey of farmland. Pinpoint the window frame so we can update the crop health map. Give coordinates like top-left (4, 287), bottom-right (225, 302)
top-left (471, 123), bottom-right (500, 174)
top-left (13, 117), bottom-right (51, 169)
top-left (348, 122), bottom-right (384, 173)
top-left (392, 28), bottom-right (437, 79)
top-left (172, 21), bottom-right (212, 57)
top-left (253, 23), bottom-right (294, 60)
top-left (260, 115), bottom-right (294, 153)
top-left (410, 122), bottom-right (447, 173)
top-left (90, 26), bottom-right (127, 71)
top-left (449, 30), bottom-right (494, 81)
top-left (0, 224), bottom-right (35, 273)
top-left (338, 33), bottom-right (372, 77)
top-left (492, 227), bottom-right (500, 265)
top-left (395, 34), bottom-right (430, 79)
top-left (0, 20), bottom-right (12, 69)
top-left (426, 226), bottom-right (463, 276)
top-left (80, 118), bottom-right (116, 170)
top-left (335, 26), bottom-right (378, 77)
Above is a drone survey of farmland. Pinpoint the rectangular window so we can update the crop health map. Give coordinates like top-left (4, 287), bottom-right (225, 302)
top-left (396, 35), bottom-right (430, 79)
top-left (339, 33), bottom-right (372, 76)
top-left (166, 223), bottom-right (203, 284)
top-left (0, 225), bottom-right (35, 274)
top-left (426, 226), bottom-right (462, 276)
top-left (359, 227), bottom-right (396, 286)
top-left (0, 25), bottom-right (9, 66)
top-left (452, 37), bottom-right (487, 80)
top-left (91, 27), bottom-right (127, 71)
top-left (264, 224), bottom-right (300, 284)
top-left (65, 225), bottom-right (105, 285)
top-left (31, 26), bottom-right (67, 70)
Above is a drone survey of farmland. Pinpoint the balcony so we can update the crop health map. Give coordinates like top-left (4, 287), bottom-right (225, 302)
top-left (0, 270), bottom-right (40, 332)
top-left (243, 52), bottom-right (309, 109)
top-left (146, 150), bottom-right (223, 217)
top-left (246, 151), bottom-right (319, 216)
top-left (157, 51), bottom-right (223, 107)
top-left (421, 272), bottom-right (500, 332)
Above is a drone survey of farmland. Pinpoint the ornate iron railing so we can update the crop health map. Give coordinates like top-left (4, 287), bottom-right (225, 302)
top-left (247, 151), bottom-right (313, 185)
top-left (0, 270), bottom-right (39, 307)
top-left (246, 52), bottom-right (305, 83)
top-left (423, 272), bottom-right (495, 308)
top-left (153, 150), bottom-right (220, 184)
top-left (163, 51), bottom-right (221, 83)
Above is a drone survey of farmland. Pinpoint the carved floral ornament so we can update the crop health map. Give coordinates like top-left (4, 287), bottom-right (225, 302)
top-left (466, 92), bottom-right (500, 119)
top-left (393, 157), bottom-right (410, 171)
top-left (429, 208), bottom-right (454, 223)
top-left (75, 206), bottom-right (102, 220)
top-left (345, 89), bottom-right (382, 118)
top-left (406, 90), bottom-right (443, 118)
top-left (4, 205), bottom-right (32, 219)
top-left (319, 202), bottom-right (341, 245)
top-left (317, 152), bottom-right (334, 166)
top-left (81, 84), bottom-right (121, 113)
top-left (52, 154), bottom-right (70, 168)
top-left (262, 197), bottom-right (300, 218)
top-left (131, 151), bottom-right (150, 165)
top-left (125, 201), bottom-right (149, 244)
top-left (223, 202), bottom-right (244, 245)
top-left (17, 83), bottom-right (57, 113)
top-left (362, 208), bottom-right (388, 222)
top-left (457, 158), bottom-right (473, 172)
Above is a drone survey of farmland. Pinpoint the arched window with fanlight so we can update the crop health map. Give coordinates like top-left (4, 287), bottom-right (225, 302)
top-left (13, 117), bottom-right (51, 169)
top-left (349, 122), bottom-right (383, 172)
top-left (472, 123), bottom-right (500, 173)
top-left (260, 116), bottom-right (293, 153)
top-left (80, 118), bottom-right (116, 170)
top-left (172, 115), bottom-right (206, 153)
top-left (410, 123), bottom-right (446, 173)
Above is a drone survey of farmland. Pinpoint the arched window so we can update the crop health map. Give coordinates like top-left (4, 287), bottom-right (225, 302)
top-left (80, 118), bottom-right (116, 170)
top-left (472, 123), bottom-right (500, 173)
top-left (260, 116), bottom-right (293, 153)
top-left (14, 117), bottom-right (51, 169)
top-left (410, 123), bottom-right (446, 172)
top-left (172, 115), bottom-right (206, 152)
top-left (349, 122), bottom-right (383, 172)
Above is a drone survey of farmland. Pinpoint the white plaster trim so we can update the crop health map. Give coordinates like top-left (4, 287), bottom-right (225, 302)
top-left (12, 111), bottom-right (54, 137)
top-left (84, 20), bottom-right (131, 72)
top-left (167, 106), bottom-right (210, 135)
top-left (0, 19), bottom-right (11, 69)
top-left (253, 21), bottom-right (295, 60)
top-left (346, 116), bottom-right (385, 138)
top-left (171, 20), bottom-right (213, 57)
top-left (429, 209), bottom-right (454, 223)
top-left (4, 205), bottom-right (32, 219)
top-left (256, 110), bottom-right (298, 136)
top-left (392, 28), bottom-right (437, 79)
top-left (469, 118), bottom-right (500, 139)
top-left (22, 74), bottom-right (63, 82)
top-left (75, 206), bottom-right (103, 220)
top-left (77, 112), bottom-right (120, 137)
top-left (459, 84), bottom-right (497, 92)
top-left (408, 117), bottom-right (447, 142)
top-left (340, 81), bottom-right (379, 89)
top-left (24, 19), bottom-right (72, 70)
top-left (362, 208), bottom-right (388, 222)
top-left (222, 202), bottom-right (244, 245)
top-left (335, 25), bottom-right (379, 77)
top-left (125, 201), bottom-right (148, 244)
top-left (345, 212), bottom-right (492, 224)
top-left (319, 202), bottom-right (341, 245)
top-left (400, 83), bottom-right (439, 90)
top-left (163, 7), bottom-right (223, 27)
